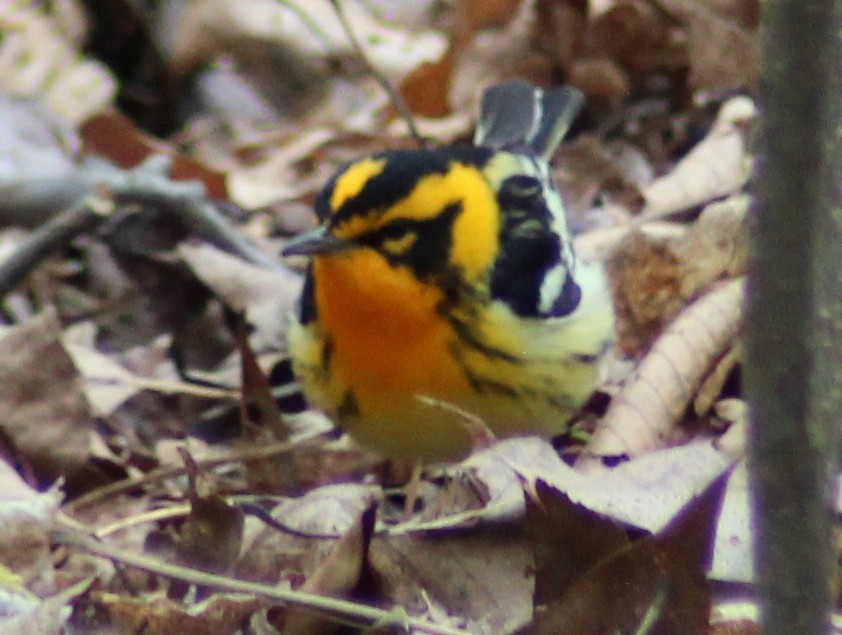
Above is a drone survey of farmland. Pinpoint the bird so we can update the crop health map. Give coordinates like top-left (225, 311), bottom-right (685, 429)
top-left (281, 80), bottom-right (614, 462)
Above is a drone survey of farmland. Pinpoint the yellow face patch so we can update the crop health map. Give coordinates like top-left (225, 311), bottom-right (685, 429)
top-left (329, 158), bottom-right (387, 213)
top-left (325, 160), bottom-right (501, 283)
top-left (338, 163), bottom-right (500, 279)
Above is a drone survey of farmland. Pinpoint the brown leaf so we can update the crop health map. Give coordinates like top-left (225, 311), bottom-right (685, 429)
top-left (606, 229), bottom-right (685, 356)
top-left (80, 112), bottom-right (228, 199)
top-left (656, 0), bottom-right (759, 90)
top-left (276, 504), bottom-right (376, 635)
top-left (0, 309), bottom-right (102, 488)
top-left (525, 480), bottom-right (628, 605)
top-left (73, 591), bottom-right (265, 635)
top-left (569, 55), bottom-right (630, 98)
top-left (174, 449), bottom-right (244, 578)
top-left (371, 525), bottom-right (534, 633)
top-left (517, 473), bottom-right (727, 635)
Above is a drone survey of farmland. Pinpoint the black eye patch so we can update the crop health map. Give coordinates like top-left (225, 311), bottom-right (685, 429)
top-left (498, 175), bottom-right (543, 204)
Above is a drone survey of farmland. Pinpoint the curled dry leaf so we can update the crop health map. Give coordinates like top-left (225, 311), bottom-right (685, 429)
top-left (641, 96), bottom-right (757, 219)
top-left (582, 277), bottom-right (745, 460)
top-left (693, 344), bottom-right (740, 416)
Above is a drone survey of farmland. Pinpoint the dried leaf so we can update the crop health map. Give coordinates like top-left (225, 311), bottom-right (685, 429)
top-left (641, 97), bottom-right (756, 219)
top-left (278, 505), bottom-right (376, 635)
top-left (0, 310), bottom-right (99, 487)
top-left (0, 5), bottom-right (115, 123)
top-left (584, 277), bottom-right (744, 459)
top-left (172, 0), bottom-right (446, 81)
top-left (516, 472), bottom-right (726, 635)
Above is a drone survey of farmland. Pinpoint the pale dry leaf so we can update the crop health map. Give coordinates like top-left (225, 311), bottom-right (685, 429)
top-left (582, 276), bottom-right (745, 460)
top-left (0, 460), bottom-right (61, 588)
top-left (0, 580), bottom-right (89, 635)
top-left (172, 0), bottom-right (446, 80)
top-left (178, 242), bottom-right (301, 352)
top-left (423, 436), bottom-right (738, 536)
top-left (0, 5), bottom-right (115, 123)
top-left (226, 128), bottom-right (334, 208)
top-left (372, 526), bottom-right (534, 634)
top-left (386, 111), bottom-right (475, 143)
top-left (237, 483), bottom-right (377, 585)
top-left (0, 96), bottom-right (80, 223)
top-left (641, 96), bottom-right (756, 219)
top-left (62, 325), bottom-right (230, 415)
top-left (709, 459), bottom-right (752, 583)
top-left (60, 337), bottom-right (139, 417)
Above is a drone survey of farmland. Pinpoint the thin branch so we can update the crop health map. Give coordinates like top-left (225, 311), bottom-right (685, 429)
top-left (61, 430), bottom-right (327, 514)
top-left (0, 194), bottom-right (113, 296)
top-left (328, 0), bottom-right (425, 147)
top-left (50, 527), bottom-right (472, 635)
top-left (0, 155), bottom-right (282, 296)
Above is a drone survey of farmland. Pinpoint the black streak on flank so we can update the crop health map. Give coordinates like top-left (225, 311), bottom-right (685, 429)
top-left (337, 390), bottom-right (360, 418)
top-left (320, 335), bottom-right (334, 374)
top-left (447, 314), bottom-right (522, 363)
top-left (299, 265), bottom-right (317, 325)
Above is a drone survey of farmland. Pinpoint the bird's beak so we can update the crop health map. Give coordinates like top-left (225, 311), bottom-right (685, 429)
top-left (282, 225), bottom-right (350, 257)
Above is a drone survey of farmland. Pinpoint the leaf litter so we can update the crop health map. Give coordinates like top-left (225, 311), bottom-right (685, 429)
top-left (0, 0), bottom-right (790, 633)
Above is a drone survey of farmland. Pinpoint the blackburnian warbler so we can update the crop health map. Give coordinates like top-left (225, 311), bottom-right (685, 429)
top-left (282, 80), bottom-right (614, 461)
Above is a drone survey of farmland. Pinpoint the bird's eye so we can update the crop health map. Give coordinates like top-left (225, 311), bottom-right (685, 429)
top-left (378, 221), bottom-right (417, 255)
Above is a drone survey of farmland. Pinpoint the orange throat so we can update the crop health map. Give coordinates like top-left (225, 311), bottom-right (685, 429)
top-left (312, 250), bottom-right (467, 401)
